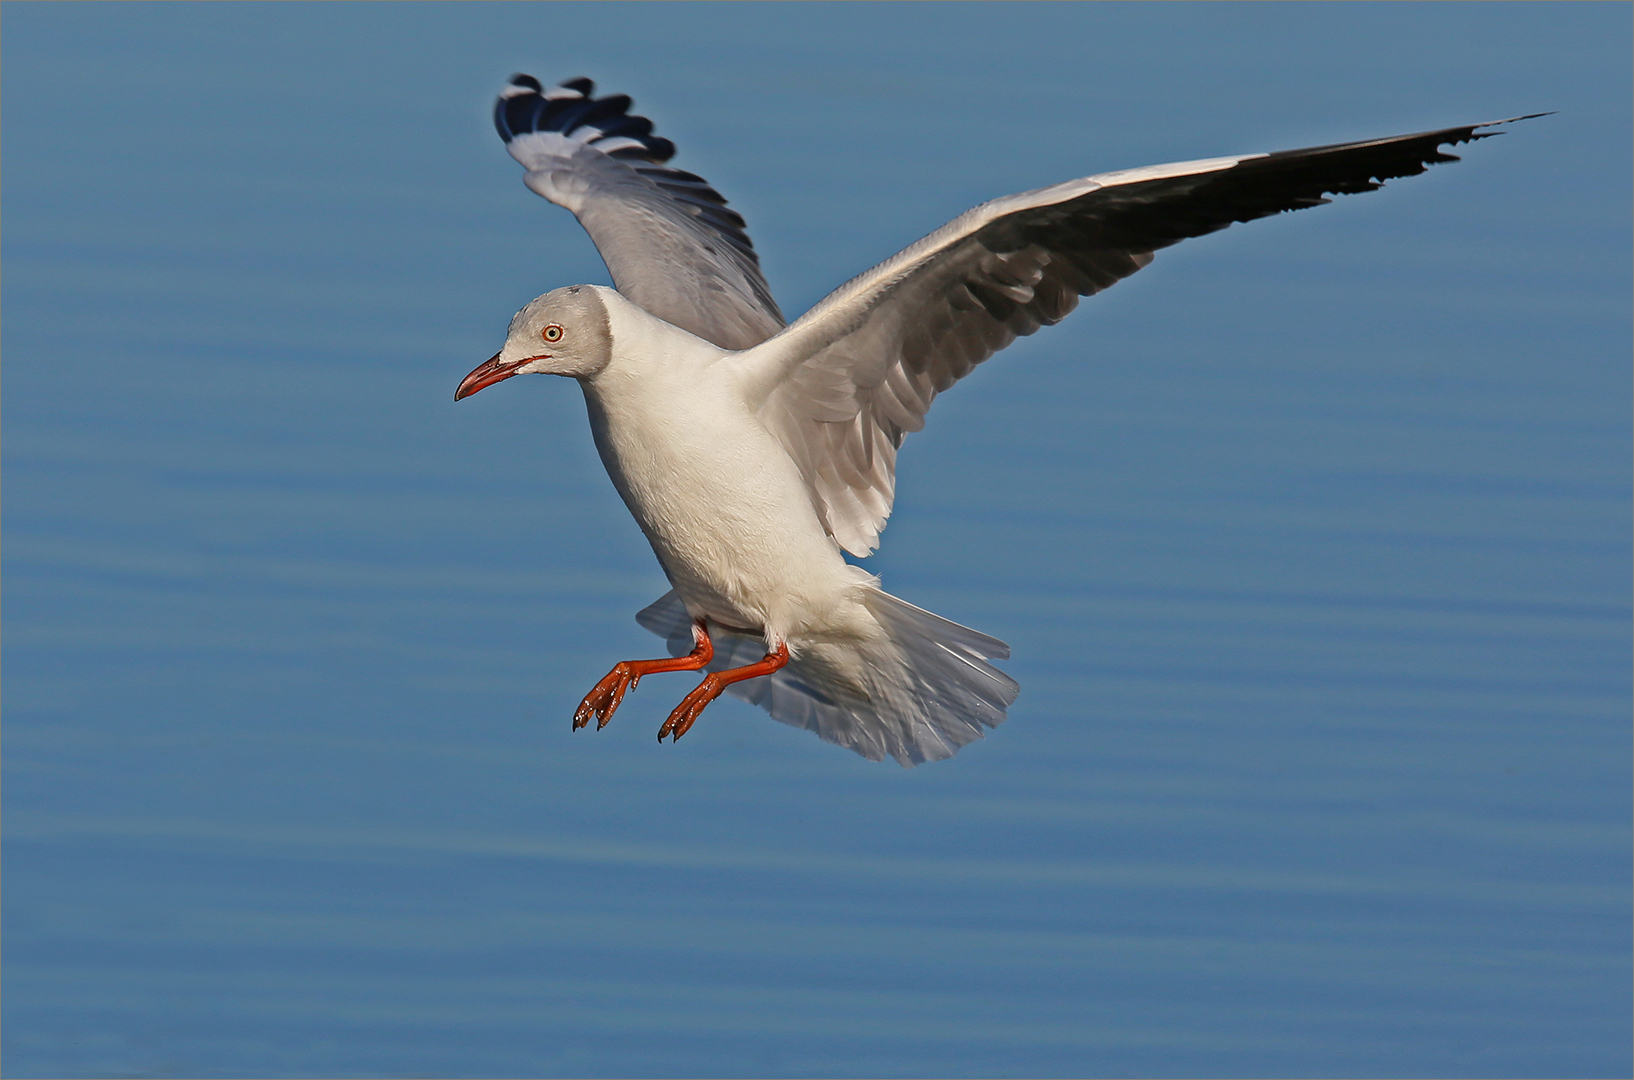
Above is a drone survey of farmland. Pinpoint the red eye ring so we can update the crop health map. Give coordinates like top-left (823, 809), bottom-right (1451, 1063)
top-left (542, 324), bottom-right (564, 344)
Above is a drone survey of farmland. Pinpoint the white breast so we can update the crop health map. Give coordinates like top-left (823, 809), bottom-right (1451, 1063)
top-left (580, 297), bottom-right (871, 645)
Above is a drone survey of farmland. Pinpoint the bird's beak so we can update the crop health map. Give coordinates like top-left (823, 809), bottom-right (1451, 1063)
top-left (455, 352), bottom-right (537, 401)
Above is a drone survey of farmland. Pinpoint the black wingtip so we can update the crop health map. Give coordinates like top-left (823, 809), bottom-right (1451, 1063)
top-left (492, 73), bottom-right (675, 163)
top-left (1462, 112), bottom-right (1554, 144)
top-left (1482, 111), bottom-right (1556, 126)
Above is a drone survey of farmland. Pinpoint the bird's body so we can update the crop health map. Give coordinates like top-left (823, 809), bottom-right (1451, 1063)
top-left (478, 283), bottom-right (1018, 762)
top-left (457, 74), bottom-right (1533, 765)
top-left (584, 289), bottom-right (862, 647)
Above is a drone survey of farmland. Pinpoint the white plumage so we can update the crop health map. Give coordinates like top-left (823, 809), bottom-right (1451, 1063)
top-left (458, 74), bottom-right (1534, 765)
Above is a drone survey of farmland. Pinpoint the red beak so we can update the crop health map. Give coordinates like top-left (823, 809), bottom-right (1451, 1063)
top-left (455, 352), bottom-right (540, 401)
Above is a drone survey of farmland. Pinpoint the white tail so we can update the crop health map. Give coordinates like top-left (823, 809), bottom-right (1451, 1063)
top-left (636, 588), bottom-right (1018, 766)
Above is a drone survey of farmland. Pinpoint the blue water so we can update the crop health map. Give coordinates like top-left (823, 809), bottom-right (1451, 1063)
top-left (5, 4), bottom-right (1630, 1077)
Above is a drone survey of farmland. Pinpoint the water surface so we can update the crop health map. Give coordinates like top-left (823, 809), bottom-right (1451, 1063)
top-left (5, 4), bottom-right (1630, 1077)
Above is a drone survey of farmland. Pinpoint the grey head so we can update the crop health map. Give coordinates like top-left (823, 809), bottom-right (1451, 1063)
top-left (455, 285), bottom-right (613, 400)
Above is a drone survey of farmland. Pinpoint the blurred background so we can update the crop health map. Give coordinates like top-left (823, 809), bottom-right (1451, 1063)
top-left (4, 3), bottom-right (1629, 1077)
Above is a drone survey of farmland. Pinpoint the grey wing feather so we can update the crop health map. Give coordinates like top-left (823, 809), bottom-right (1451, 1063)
top-left (496, 75), bottom-right (784, 351)
top-left (745, 116), bottom-right (1542, 556)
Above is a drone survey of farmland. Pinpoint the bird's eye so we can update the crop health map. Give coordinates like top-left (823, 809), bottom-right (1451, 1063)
top-left (542, 324), bottom-right (564, 343)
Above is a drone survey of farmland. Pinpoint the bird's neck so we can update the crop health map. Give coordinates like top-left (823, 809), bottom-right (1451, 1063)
top-left (587, 293), bottom-right (729, 391)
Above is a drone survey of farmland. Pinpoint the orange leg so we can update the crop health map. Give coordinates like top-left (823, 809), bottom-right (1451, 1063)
top-left (657, 640), bottom-right (790, 743)
top-left (574, 621), bottom-right (713, 731)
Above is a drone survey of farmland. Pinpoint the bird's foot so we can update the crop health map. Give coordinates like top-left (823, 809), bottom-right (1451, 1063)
top-left (656, 641), bottom-right (791, 744)
top-left (572, 622), bottom-right (715, 731)
top-left (574, 664), bottom-right (641, 730)
top-left (658, 676), bottom-right (726, 741)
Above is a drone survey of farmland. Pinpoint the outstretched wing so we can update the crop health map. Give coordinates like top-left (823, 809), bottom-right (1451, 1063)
top-left (740, 116), bottom-right (1542, 557)
top-left (495, 75), bottom-right (784, 351)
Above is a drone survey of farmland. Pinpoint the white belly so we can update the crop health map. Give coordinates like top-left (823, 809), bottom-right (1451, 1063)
top-left (580, 367), bottom-right (866, 644)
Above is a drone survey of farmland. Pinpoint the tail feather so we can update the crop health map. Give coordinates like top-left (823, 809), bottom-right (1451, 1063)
top-left (635, 588), bottom-right (1018, 766)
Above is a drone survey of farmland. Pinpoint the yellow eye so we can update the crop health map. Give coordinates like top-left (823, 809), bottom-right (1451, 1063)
top-left (542, 324), bottom-right (563, 344)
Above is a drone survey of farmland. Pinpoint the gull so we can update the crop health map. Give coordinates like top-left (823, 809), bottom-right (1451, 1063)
top-left (456, 74), bottom-right (1535, 766)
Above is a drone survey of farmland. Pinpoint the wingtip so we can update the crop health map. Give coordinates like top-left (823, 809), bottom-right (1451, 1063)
top-left (493, 73), bottom-right (676, 163)
top-left (552, 76), bottom-right (594, 99)
top-left (1471, 111), bottom-right (1556, 135)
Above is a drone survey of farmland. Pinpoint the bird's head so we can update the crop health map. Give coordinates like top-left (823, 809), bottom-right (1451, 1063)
top-left (455, 284), bottom-right (613, 399)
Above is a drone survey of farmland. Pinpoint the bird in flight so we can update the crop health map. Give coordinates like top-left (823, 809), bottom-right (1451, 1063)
top-left (456, 74), bottom-right (1534, 766)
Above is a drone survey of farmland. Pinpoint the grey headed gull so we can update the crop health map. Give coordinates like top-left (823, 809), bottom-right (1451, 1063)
top-left (456, 74), bottom-right (1537, 766)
